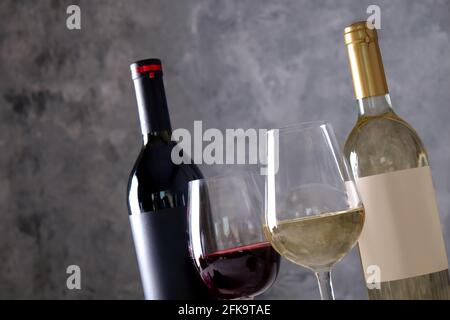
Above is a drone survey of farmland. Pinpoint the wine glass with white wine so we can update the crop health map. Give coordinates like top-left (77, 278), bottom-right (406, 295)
top-left (264, 121), bottom-right (365, 300)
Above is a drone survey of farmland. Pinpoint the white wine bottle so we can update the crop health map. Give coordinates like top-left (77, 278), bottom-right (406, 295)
top-left (343, 21), bottom-right (449, 299)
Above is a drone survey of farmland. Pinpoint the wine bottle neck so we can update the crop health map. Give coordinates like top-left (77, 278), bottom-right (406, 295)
top-left (357, 94), bottom-right (393, 117)
top-left (344, 21), bottom-right (389, 100)
top-left (131, 62), bottom-right (172, 140)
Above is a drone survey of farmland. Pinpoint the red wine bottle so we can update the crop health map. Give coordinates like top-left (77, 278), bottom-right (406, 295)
top-left (127, 58), bottom-right (210, 299)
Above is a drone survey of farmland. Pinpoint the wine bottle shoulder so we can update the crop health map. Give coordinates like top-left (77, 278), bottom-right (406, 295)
top-left (344, 112), bottom-right (429, 177)
top-left (127, 140), bottom-right (202, 214)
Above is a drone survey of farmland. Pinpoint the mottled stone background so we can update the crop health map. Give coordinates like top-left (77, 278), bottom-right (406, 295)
top-left (0, 0), bottom-right (449, 299)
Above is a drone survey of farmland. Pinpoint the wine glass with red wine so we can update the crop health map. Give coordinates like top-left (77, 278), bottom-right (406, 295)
top-left (188, 173), bottom-right (280, 300)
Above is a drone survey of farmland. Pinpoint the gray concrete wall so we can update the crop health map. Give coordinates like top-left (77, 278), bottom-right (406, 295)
top-left (0, 0), bottom-right (449, 299)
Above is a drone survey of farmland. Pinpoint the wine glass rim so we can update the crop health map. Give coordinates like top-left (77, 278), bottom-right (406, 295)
top-left (188, 171), bottom-right (257, 185)
top-left (267, 120), bottom-right (332, 135)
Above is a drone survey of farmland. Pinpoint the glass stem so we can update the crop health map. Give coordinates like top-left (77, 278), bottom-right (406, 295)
top-left (315, 269), bottom-right (335, 300)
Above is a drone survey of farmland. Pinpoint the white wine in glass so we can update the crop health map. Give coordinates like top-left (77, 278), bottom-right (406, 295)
top-left (264, 207), bottom-right (364, 271)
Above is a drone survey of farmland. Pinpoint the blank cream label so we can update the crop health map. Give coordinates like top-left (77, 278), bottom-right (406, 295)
top-left (355, 166), bottom-right (448, 283)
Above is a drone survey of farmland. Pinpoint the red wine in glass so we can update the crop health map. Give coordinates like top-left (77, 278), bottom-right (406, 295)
top-left (196, 242), bottom-right (280, 299)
